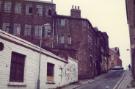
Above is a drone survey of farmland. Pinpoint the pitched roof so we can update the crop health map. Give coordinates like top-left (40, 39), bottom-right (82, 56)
top-left (0, 30), bottom-right (68, 63)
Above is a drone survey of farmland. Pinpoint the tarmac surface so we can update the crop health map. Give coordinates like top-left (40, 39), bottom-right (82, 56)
top-left (76, 70), bottom-right (124, 89)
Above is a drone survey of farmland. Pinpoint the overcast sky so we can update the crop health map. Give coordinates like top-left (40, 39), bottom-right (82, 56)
top-left (43, 0), bottom-right (131, 68)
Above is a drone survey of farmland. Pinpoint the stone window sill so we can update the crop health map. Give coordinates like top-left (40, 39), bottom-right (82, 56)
top-left (46, 81), bottom-right (55, 84)
top-left (8, 82), bottom-right (26, 87)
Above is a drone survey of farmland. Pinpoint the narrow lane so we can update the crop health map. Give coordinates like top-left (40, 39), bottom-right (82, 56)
top-left (76, 70), bottom-right (124, 89)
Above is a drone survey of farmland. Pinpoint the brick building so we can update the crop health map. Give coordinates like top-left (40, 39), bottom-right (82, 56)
top-left (52, 7), bottom-right (96, 79)
top-left (93, 28), bottom-right (109, 75)
top-left (0, 0), bottom-right (56, 48)
top-left (0, 0), bottom-right (109, 79)
top-left (99, 32), bottom-right (109, 73)
top-left (126, 0), bottom-right (135, 78)
top-left (108, 47), bottom-right (122, 69)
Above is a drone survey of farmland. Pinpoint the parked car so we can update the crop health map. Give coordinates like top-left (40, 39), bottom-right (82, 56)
top-left (111, 66), bottom-right (123, 70)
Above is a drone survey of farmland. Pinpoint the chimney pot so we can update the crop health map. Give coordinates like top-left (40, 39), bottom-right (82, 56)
top-left (78, 6), bottom-right (80, 10)
top-left (72, 5), bottom-right (74, 9)
top-left (75, 6), bottom-right (77, 9)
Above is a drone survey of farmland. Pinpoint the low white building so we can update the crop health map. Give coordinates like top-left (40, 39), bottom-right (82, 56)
top-left (0, 30), bottom-right (78, 89)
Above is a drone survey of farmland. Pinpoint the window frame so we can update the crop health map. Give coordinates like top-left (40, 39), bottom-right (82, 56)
top-left (24, 24), bottom-right (32, 36)
top-left (60, 35), bottom-right (65, 44)
top-left (15, 2), bottom-right (22, 14)
top-left (13, 23), bottom-right (21, 36)
top-left (36, 5), bottom-right (43, 16)
top-left (43, 24), bottom-right (51, 37)
top-left (9, 52), bottom-right (26, 83)
top-left (47, 62), bottom-right (55, 83)
top-left (60, 19), bottom-right (66, 27)
top-left (2, 23), bottom-right (10, 33)
top-left (26, 4), bottom-right (33, 15)
top-left (67, 35), bottom-right (72, 44)
top-left (4, 1), bottom-right (12, 13)
top-left (34, 25), bottom-right (42, 37)
top-left (0, 1), bottom-right (2, 11)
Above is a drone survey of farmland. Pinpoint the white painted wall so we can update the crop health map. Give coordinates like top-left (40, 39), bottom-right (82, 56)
top-left (0, 30), bottom-right (78, 89)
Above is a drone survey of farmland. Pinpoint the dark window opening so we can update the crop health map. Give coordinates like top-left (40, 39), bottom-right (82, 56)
top-left (47, 63), bottom-right (54, 82)
top-left (29, 7), bottom-right (33, 13)
top-left (9, 52), bottom-right (26, 82)
top-left (0, 42), bottom-right (4, 51)
top-left (48, 9), bottom-right (52, 16)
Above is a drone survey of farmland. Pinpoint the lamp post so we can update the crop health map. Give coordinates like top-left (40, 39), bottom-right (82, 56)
top-left (37, 24), bottom-right (49, 89)
top-left (37, 25), bottom-right (43, 89)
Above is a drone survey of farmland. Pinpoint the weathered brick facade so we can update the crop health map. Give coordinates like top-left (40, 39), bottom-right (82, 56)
top-left (0, 0), bottom-right (109, 79)
top-left (0, 0), bottom-right (56, 48)
top-left (108, 47), bottom-right (122, 69)
top-left (126, 0), bottom-right (135, 79)
top-left (52, 14), bottom-right (95, 79)
top-left (91, 28), bottom-right (109, 75)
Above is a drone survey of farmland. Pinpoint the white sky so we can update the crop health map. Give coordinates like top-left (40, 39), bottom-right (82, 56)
top-left (43, 0), bottom-right (131, 68)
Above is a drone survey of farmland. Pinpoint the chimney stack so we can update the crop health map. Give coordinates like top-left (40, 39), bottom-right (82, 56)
top-left (71, 5), bottom-right (81, 18)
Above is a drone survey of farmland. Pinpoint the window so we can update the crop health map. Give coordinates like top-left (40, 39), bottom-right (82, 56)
top-left (24, 24), bottom-right (31, 36)
top-left (0, 42), bottom-right (4, 51)
top-left (48, 9), bottom-right (52, 16)
top-left (67, 36), bottom-right (72, 44)
top-left (2, 23), bottom-right (10, 33)
top-left (4, 1), bottom-right (12, 13)
top-left (26, 4), bottom-right (33, 15)
top-left (43, 24), bottom-right (51, 37)
top-left (88, 35), bottom-right (92, 43)
top-left (47, 63), bottom-right (54, 82)
top-left (56, 35), bottom-right (59, 44)
top-left (0, 1), bottom-right (2, 11)
top-left (10, 52), bottom-right (25, 82)
top-left (82, 20), bottom-right (88, 28)
top-left (15, 3), bottom-right (22, 14)
top-left (60, 35), bottom-right (64, 44)
top-left (13, 24), bottom-right (21, 36)
top-left (36, 5), bottom-right (43, 16)
top-left (34, 25), bottom-right (42, 37)
top-left (60, 19), bottom-right (66, 27)
top-left (46, 8), bottom-right (52, 16)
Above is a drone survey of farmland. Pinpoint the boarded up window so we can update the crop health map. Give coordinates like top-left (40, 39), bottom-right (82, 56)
top-left (10, 52), bottom-right (26, 82)
top-left (47, 63), bottom-right (54, 82)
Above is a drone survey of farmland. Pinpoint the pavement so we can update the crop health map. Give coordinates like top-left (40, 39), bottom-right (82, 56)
top-left (113, 70), bottom-right (133, 89)
top-left (61, 71), bottom-right (125, 89)
top-left (61, 73), bottom-right (107, 89)
top-left (60, 78), bottom-right (95, 89)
